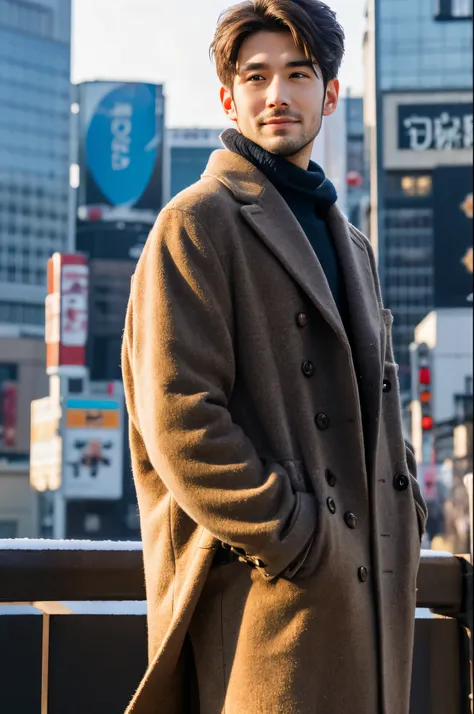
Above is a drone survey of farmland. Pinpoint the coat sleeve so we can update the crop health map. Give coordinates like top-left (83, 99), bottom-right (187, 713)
top-left (405, 440), bottom-right (428, 538)
top-left (350, 224), bottom-right (429, 535)
top-left (123, 207), bottom-right (317, 578)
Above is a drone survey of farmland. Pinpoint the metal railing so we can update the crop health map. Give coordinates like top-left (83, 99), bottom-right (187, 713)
top-left (0, 541), bottom-right (472, 714)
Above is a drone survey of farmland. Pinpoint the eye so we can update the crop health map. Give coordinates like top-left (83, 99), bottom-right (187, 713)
top-left (247, 74), bottom-right (265, 82)
top-left (290, 72), bottom-right (309, 79)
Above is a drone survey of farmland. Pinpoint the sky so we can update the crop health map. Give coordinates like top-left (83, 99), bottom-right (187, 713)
top-left (72, 0), bottom-right (367, 128)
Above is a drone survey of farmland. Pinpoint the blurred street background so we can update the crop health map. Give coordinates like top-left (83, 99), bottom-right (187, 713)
top-left (0, 0), bottom-right (472, 557)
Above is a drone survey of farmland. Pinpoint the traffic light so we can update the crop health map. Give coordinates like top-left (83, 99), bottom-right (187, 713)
top-left (417, 343), bottom-right (433, 431)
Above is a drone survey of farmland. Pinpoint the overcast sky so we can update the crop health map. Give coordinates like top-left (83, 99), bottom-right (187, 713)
top-left (71, 0), bottom-right (367, 127)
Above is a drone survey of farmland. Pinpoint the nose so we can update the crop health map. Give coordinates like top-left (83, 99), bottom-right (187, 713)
top-left (265, 75), bottom-right (289, 109)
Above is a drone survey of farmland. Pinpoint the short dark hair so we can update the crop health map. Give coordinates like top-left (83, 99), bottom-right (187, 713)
top-left (210, 0), bottom-right (345, 89)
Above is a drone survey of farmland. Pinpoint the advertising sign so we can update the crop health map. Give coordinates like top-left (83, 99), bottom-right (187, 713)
top-left (60, 264), bottom-right (88, 348)
top-left (433, 165), bottom-right (473, 308)
top-left (398, 103), bottom-right (473, 152)
top-left (46, 253), bottom-right (89, 373)
top-left (62, 398), bottom-right (123, 500)
top-left (77, 81), bottom-right (164, 224)
top-left (383, 92), bottom-right (473, 171)
top-left (30, 397), bottom-right (62, 492)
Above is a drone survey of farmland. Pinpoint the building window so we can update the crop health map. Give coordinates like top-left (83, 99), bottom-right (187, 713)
top-left (0, 0), bottom-right (54, 38)
top-left (401, 175), bottom-right (433, 197)
top-left (0, 521), bottom-right (18, 537)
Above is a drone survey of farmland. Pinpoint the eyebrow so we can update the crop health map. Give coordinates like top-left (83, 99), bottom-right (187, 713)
top-left (238, 59), bottom-right (316, 73)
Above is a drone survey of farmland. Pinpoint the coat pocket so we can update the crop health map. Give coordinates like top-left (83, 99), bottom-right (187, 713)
top-left (279, 459), bottom-right (313, 494)
top-left (272, 461), bottom-right (330, 582)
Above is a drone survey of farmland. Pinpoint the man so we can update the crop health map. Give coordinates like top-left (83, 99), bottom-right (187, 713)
top-left (122, 1), bottom-right (428, 712)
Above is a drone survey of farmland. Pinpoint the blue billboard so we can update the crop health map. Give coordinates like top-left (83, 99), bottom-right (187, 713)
top-left (78, 82), bottom-right (164, 217)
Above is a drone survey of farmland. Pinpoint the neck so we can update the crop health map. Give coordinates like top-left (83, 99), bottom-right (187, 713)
top-left (280, 140), bottom-right (314, 170)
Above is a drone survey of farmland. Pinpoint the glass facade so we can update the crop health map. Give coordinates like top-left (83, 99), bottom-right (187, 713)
top-left (374, 0), bottom-right (473, 397)
top-left (170, 147), bottom-right (219, 199)
top-left (167, 128), bottom-right (224, 201)
top-left (0, 0), bottom-right (71, 332)
top-left (379, 0), bottom-right (472, 91)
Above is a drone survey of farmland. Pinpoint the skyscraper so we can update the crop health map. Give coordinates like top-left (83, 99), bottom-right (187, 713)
top-left (364, 0), bottom-right (472, 400)
top-left (167, 128), bottom-right (225, 202)
top-left (0, 0), bottom-right (72, 335)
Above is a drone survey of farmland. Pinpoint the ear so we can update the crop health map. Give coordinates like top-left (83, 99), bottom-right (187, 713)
top-left (323, 79), bottom-right (340, 117)
top-left (220, 86), bottom-right (238, 123)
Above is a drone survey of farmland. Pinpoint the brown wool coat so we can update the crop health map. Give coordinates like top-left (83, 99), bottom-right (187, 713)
top-left (121, 149), bottom-right (428, 714)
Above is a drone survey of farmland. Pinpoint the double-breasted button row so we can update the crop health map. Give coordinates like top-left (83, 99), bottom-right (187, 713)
top-left (325, 482), bottom-right (358, 530)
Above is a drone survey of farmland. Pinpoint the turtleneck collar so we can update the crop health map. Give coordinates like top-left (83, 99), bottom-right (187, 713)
top-left (220, 127), bottom-right (337, 216)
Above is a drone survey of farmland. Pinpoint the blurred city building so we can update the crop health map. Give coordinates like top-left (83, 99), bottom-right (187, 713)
top-left (410, 308), bottom-right (472, 552)
top-left (364, 0), bottom-right (473, 400)
top-left (0, 0), bottom-right (72, 336)
top-left (0, 336), bottom-right (47, 536)
top-left (0, 0), bottom-right (71, 536)
top-left (311, 100), bottom-right (348, 216)
top-left (345, 94), bottom-right (370, 231)
top-left (64, 81), bottom-right (166, 539)
top-left (74, 81), bottom-right (165, 382)
top-left (166, 127), bottom-right (224, 203)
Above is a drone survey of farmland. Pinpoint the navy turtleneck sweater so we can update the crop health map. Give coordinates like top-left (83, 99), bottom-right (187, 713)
top-left (221, 128), bottom-right (349, 323)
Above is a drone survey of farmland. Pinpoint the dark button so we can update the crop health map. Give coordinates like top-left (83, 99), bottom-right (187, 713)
top-left (302, 360), bottom-right (314, 377)
top-left (315, 413), bottom-right (330, 431)
top-left (325, 469), bottom-right (337, 487)
top-left (383, 379), bottom-right (392, 393)
top-left (327, 497), bottom-right (336, 514)
top-left (358, 566), bottom-right (368, 583)
top-left (393, 473), bottom-right (409, 492)
top-left (344, 512), bottom-right (357, 529)
top-left (296, 312), bottom-right (308, 328)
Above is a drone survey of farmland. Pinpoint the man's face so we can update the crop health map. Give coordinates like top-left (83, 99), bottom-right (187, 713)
top-left (221, 30), bottom-right (339, 167)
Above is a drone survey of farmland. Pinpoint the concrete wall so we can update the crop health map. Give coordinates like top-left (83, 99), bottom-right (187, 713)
top-left (0, 466), bottom-right (38, 537)
top-left (0, 336), bottom-right (47, 538)
top-left (0, 337), bottom-right (49, 454)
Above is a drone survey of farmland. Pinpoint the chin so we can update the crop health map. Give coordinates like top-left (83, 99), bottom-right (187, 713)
top-left (263, 138), bottom-right (305, 157)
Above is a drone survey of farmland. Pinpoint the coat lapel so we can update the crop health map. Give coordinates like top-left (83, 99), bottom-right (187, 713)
top-left (203, 150), bottom-right (347, 346)
top-left (326, 206), bottom-right (383, 463)
top-left (241, 194), bottom-right (347, 346)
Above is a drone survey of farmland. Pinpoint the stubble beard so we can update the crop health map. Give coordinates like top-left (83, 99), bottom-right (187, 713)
top-left (256, 113), bottom-right (323, 159)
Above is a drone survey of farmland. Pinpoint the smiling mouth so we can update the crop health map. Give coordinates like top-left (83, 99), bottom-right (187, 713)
top-left (263, 118), bottom-right (299, 126)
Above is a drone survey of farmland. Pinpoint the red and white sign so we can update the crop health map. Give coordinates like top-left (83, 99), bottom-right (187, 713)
top-left (61, 264), bottom-right (88, 347)
top-left (46, 254), bottom-right (89, 372)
